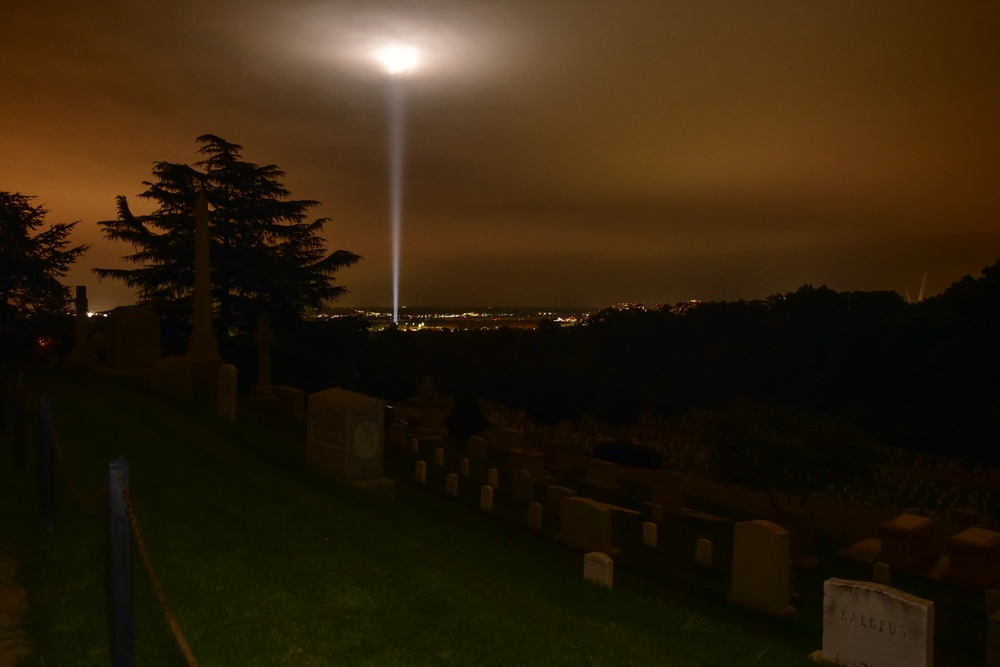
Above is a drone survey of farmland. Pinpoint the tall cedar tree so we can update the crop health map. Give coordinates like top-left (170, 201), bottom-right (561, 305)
top-left (0, 192), bottom-right (88, 358)
top-left (94, 135), bottom-right (360, 336)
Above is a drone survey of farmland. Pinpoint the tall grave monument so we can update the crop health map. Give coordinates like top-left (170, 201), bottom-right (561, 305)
top-left (185, 192), bottom-right (222, 377)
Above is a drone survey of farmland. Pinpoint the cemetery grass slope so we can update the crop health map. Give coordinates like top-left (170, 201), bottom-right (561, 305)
top-left (3, 370), bottom-right (817, 666)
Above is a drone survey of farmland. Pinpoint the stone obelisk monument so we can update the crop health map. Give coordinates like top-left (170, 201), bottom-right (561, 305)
top-left (186, 191), bottom-right (222, 377)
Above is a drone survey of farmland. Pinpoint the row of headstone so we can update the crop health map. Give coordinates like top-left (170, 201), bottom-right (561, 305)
top-left (407, 427), bottom-right (997, 666)
top-left (877, 511), bottom-right (1000, 589)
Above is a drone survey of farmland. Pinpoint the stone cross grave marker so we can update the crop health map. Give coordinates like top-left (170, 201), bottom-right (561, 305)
top-left (814, 578), bottom-right (934, 667)
top-left (728, 520), bottom-right (796, 618)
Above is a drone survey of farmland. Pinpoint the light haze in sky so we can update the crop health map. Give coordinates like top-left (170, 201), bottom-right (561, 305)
top-left (2, 1), bottom-right (998, 310)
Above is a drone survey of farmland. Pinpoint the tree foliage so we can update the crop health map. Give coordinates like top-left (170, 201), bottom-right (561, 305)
top-left (94, 135), bottom-right (361, 336)
top-left (0, 192), bottom-right (88, 359)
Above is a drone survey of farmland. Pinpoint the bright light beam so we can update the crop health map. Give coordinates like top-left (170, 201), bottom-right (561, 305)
top-left (377, 45), bottom-right (419, 323)
top-left (388, 77), bottom-right (405, 324)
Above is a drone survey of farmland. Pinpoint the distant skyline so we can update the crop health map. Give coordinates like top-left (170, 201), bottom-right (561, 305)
top-left (3, 2), bottom-right (999, 312)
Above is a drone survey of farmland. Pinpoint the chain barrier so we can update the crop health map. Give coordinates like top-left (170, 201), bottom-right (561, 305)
top-left (114, 473), bottom-right (201, 667)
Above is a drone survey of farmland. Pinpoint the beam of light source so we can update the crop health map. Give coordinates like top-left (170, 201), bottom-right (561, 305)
top-left (377, 44), bottom-right (419, 323)
top-left (376, 45), bottom-right (419, 76)
top-left (389, 77), bottom-right (405, 324)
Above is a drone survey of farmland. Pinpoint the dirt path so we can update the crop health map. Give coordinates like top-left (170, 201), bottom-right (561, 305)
top-left (0, 553), bottom-right (31, 666)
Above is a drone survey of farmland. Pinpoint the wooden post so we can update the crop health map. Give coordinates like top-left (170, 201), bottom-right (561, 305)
top-left (39, 397), bottom-right (54, 533)
top-left (13, 373), bottom-right (24, 468)
top-left (108, 458), bottom-right (133, 667)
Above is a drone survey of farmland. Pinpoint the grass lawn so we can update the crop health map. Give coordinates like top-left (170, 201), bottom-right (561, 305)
top-left (2, 369), bottom-right (820, 666)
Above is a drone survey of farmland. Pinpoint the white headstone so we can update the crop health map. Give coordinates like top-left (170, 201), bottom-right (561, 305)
top-left (446, 473), bottom-right (458, 498)
top-left (728, 520), bottom-right (796, 618)
top-left (480, 485), bottom-right (494, 512)
top-left (818, 578), bottom-right (934, 667)
top-left (583, 552), bottom-right (613, 590)
top-left (643, 522), bottom-right (658, 548)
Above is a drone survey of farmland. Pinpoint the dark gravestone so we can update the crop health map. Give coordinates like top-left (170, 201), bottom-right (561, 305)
top-left (557, 497), bottom-right (618, 555)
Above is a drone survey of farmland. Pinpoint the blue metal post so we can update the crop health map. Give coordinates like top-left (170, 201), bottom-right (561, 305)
top-left (108, 458), bottom-right (133, 667)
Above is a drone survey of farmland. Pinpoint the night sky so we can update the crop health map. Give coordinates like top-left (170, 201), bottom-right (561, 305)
top-left (3, 1), bottom-right (998, 311)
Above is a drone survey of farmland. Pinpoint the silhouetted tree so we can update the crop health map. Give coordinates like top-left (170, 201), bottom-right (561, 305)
top-left (94, 135), bottom-right (360, 337)
top-left (0, 192), bottom-right (88, 361)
